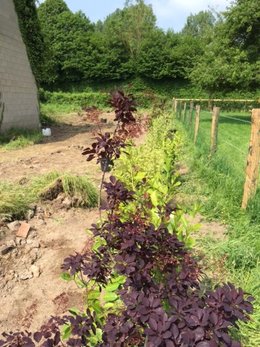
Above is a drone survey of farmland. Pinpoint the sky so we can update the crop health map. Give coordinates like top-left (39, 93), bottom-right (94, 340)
top-left (41, 0), bottom-right (232, 32)
top-left (37, 0), bottom-right (231, 31)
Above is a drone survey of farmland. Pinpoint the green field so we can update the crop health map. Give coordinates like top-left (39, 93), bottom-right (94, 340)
top-left (181, 110), bottom-right (259, 218)
top-left (177, 109), bottom-right (260, 347)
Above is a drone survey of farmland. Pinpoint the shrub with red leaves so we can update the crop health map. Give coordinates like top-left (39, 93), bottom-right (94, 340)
top-left (82, 132), bottom-right (126, 164)
top-left (109, 90), bottom-right (136, 125)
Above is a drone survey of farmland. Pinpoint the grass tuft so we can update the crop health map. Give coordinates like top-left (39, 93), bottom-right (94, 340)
top-left (0, 128), bottom-right (43, 150)
top-left (0, 172), bottom-right (98, 220)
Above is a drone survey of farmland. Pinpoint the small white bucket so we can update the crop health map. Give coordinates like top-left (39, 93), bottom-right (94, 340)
top-left (42, 128), bottom-right (52, 137)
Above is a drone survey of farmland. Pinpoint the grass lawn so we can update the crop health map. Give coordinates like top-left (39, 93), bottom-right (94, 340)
top-left (181, 110), bottom-right (259, 219)
top-left (176, 109), bottom-right (260, 347)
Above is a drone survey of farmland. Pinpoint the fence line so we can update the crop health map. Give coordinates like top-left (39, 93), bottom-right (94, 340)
top-left (219, 114), bottom-right (251, 124)
top-left (173, 98), bottom-right (260, 103)
top-left (173, 98), bottom-right (260, 209)
top-left (219, 140), bottom-right (248, 157)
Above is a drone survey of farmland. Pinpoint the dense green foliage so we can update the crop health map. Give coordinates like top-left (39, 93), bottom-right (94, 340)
top-left (14, 0), bottom-right (45, 83)
top-left (190, 0), bottom-right (260, 92)
top-left (35, 0), bottom-right (259, 94)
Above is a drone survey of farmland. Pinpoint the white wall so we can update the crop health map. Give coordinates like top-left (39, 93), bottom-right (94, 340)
top-left (0, 0), bottom-right (40, 132)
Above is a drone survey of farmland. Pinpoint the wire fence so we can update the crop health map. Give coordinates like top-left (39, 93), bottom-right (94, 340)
top-left (173, 98), bottom-right (260, 209)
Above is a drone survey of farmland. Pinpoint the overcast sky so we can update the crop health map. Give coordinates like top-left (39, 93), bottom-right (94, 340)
top-left (41, 0), bottom-right (232, 32)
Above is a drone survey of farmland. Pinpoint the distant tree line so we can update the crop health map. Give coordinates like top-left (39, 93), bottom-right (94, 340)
top-left (17, 0), bottom-right (260, 94)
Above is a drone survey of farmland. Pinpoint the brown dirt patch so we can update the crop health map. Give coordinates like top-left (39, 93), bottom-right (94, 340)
top-left (0, 112), bottom-right (116, 332)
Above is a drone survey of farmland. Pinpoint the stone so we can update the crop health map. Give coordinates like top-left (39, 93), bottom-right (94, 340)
top-left (30, 265), bottom-right (41, 278)
top-left (19, 177), bottom-right (29, 185)
top-left (29, 248), bottom-right (41, 264)
top-left (26, 208), bottom-right (35, 221)
top-left (15, 237), bottom-right (23, 246)
top-left (7, 221), bottom-right (20, 232)
top-left (62, 197), bottom-right (72, 209)
top-left (38, 219), bottom-right (46, 226)
top-left (27, 230), bottom-right (37, 239)
top-left (16, 222), bottom-right (31, 239)
top-left (19, 270), bottom-right (33, 281)
top-left (0, 244), bottom-right (15, 255)
top-left (27, 239), bottom-right (40, 249)
top-left (36, 206), bottom-right (44, 214)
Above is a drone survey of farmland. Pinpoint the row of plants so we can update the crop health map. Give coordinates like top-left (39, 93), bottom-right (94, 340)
top-left (0, 92), bottom-right (254, 346)
top-left (39, 89), bottom-right (169, 110)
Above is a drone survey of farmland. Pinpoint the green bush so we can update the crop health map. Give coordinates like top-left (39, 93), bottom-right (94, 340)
top-left (39, 90), bottom-right (109, 108)
top-left (39, 88), bottom-right (170, 109)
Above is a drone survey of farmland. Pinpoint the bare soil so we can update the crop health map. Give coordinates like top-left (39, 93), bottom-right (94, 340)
top-left (0, 111), bottom-right (115, 185)
top-left (0, 112), bottom-right (116, 333)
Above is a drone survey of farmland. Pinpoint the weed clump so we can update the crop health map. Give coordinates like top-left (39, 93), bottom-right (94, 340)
top-left (0, 128), bottom-right (42, 150)
top-left (0, 173), bottom-right (97, 220)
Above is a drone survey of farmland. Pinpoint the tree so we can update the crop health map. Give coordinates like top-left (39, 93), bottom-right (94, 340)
top-left (189, 0), bottom-right (260, 93)
top-left (86, 29), bottom-right (131, 81)
top-left (38, 0), bottom-right (94, 84)
top-left (170, 32), bottom-right (204, 80)
top-left (137, 29), bottom-right (170, 79)
top-left (224, 0), bottom-right (260, 62)
top-left (38, 0), bottom-right (69, 18)
top-left (102, 1), bottom-right (157, 74)
top-left (190, 39), bottom-right (255, 93)
top-left (123, 0), bottom-right (157, 64)
top-left (182, 10), bottom-right (216, 37)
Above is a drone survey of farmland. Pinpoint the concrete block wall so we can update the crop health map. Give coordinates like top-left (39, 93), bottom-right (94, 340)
top-left (0, 0), bottom-right (40, 132)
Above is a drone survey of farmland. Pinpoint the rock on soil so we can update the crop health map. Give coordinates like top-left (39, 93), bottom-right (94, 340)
top-left (16, 222), bottom-right (31, 239)
top-left (40, 179), bottom-right (63, 201)
top-left (7, 221), bottom-right (20, 232)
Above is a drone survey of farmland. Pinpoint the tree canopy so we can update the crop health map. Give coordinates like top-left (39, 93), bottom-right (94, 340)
top-left (34, 0), bottom-right (259, 93)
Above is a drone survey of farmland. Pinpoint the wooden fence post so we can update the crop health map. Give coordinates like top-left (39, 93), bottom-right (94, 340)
top-left (178, 102), bottom-right (182, 119)
top-left (210, 107), bottom-right (220, 154)
top-left (194, 105), bottom-right (201, 144)
top-left (189, 101), bottom-right (194, 125)
top-left (242, 109), bottom-right (260, 209)
top-left (182, 102), bottom-right (187, 122)
top-left (175, 99), bottom-right (178, 113)
top-left (208, 99), bottom-right (213, 111)
top-left (173, 98), bottom-right (177, 113)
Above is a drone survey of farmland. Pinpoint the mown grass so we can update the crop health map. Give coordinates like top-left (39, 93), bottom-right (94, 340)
top-left (40, 103), bottom-right (84, 128)
top-left (176, 110), bottom-right (260, 346)
top-left (0, 128), bottom-right (43, 150)
top-left (0, 172), bottom-right (98, 220)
